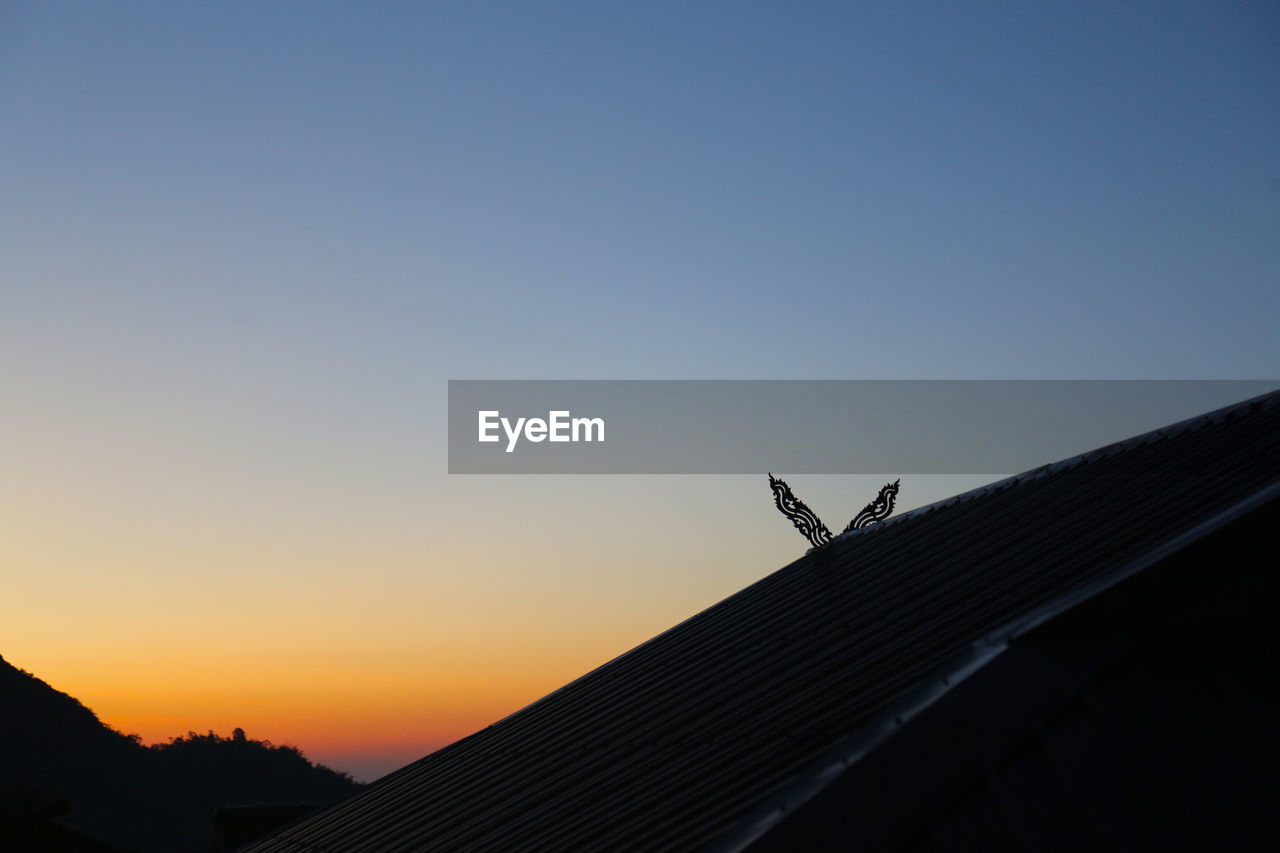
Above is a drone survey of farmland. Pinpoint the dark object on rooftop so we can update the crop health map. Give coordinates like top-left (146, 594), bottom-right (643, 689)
top-left (842, 477), bottom-right (900, 533)
top-left (769, 474), bottom-right (901, 547)
top-left (247, 389), bottom-right (1280, 853)
top-left (768, 473), bottom-right (834, 547)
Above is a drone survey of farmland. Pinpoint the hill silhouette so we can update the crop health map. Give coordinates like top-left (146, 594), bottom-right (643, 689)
top-left (0, 654), bottom-right (363, 852)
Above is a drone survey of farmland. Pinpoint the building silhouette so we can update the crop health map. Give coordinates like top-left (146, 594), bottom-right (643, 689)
top-left (248, 390), bottom-right (1280, 852)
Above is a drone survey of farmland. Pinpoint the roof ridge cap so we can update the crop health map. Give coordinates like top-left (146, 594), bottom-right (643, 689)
top-left (826, 386), bottom-right (1280, 548)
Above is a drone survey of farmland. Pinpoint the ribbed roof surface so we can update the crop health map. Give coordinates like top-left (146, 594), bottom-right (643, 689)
top-left (249, 390), bottom-right (1280, 853)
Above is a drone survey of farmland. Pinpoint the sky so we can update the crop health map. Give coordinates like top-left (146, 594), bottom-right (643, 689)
top-left (2, 1), bottom-right (1277, 781)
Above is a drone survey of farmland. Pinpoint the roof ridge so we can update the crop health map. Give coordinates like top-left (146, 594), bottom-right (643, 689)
top-left (826, 386), bottom-right (1280, 548)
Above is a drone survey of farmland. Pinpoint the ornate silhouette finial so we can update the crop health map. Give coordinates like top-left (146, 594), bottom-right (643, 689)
top-left (769, 473), bottom-right (833, 548)
top-left (842, 479), bottom-right (900, 532)
top-left (769, 475), bottom-right (902, 547)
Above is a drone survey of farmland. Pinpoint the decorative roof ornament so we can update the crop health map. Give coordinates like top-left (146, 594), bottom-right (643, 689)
top-left (768, 474), bottom-right (834, 548)
top-left (768, 474), bottom-right (901, 548)
top-left (843, 478), bottom-right (900, 533)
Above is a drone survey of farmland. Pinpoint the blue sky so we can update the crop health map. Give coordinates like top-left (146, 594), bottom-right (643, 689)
top-left (1, 1), bottom-right (1277, 780)
top-left (6, 1), bottom-right (1277, 385)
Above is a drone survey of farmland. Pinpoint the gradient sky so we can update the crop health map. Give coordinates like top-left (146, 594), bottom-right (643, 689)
top-left (2, 1), bottom-right (1277, 781)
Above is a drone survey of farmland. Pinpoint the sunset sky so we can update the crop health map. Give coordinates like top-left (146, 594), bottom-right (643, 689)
top-left (3, 1), bottom-right (1278, 781)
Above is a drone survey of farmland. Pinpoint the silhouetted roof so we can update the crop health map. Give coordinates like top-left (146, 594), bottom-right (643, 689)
top-left (248, 389), bottom-right (1280, 852)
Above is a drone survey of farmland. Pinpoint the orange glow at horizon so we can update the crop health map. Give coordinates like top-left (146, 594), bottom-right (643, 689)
top-left (0, 562), bottom-right (695, 781)
top-left (13, 642), bottom-right (633, 781)
top-left (5, 468), bottom-right (952, 783)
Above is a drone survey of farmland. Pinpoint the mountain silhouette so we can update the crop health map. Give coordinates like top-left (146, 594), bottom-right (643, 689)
top-left (0, 654), bottom-right (363, 852)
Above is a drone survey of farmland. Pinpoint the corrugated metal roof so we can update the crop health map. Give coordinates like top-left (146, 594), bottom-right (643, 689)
top-left (748, 493), bottom-right (1280, 851)
top-left (247, 389), bottom-right (1280, 853)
